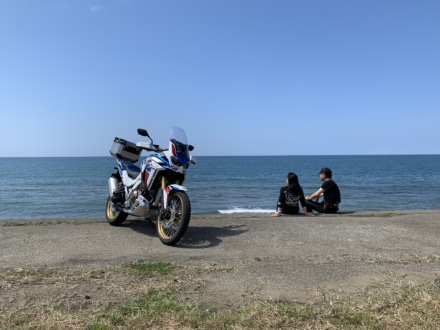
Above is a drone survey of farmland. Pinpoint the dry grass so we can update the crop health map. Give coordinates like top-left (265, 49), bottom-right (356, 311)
top-left (1, 262), bottom-right (439, 329)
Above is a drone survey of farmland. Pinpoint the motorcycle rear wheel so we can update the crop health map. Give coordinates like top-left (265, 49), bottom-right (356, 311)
top-left (157, 191), bottom-right (191, 246)
top-left (105, 196), bottom-right (128, 226)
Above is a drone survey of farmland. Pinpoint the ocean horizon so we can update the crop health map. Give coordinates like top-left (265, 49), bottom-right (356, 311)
top-left (1, 155), bottom-right (439, 221)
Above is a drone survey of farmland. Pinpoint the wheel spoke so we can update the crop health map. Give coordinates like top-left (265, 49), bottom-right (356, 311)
top-left (157, 191), bottom-right (191, 245)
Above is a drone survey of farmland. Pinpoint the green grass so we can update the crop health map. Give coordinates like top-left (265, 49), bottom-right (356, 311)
top-left (1, 262), bottom-right (439, 329)
top-left (126, 261), bottom-right (175, 275)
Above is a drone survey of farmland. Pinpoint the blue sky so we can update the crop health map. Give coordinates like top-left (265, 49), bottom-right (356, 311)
top-left (1, 0), bottom-right (439, 156)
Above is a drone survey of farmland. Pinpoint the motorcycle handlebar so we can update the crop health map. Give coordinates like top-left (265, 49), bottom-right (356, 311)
top-left (136, 141), bottom-right (161, 152)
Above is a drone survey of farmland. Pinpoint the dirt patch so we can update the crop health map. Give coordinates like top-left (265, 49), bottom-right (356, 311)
top-left (2, 260), bottom-right (440, 323)
top-left (1, 211), bottom-right (440, 315)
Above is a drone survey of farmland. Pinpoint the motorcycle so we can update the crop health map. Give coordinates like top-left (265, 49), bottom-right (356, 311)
top-left (106, 126), bottom-right (196, 246)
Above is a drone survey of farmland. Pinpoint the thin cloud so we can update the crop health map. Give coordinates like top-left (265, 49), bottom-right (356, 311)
top-left (90, 5), bottom-right (105, 12)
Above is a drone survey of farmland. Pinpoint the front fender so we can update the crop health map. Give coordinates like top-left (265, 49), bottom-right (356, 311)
top-left (162, 184), bottom-right (188, 208)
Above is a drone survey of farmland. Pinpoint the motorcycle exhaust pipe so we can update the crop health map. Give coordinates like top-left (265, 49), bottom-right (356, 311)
top-left (108, 175), bottom-right (120, 196)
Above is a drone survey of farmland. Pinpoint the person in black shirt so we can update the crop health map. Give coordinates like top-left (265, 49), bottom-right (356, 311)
top-left (272, 172), bottom-right (314, 217)
top-left (305, 167), bottom-right (341, 213)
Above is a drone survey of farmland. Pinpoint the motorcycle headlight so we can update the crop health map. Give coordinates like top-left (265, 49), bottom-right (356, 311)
top-left (171, 156), bottom-right (181, 167)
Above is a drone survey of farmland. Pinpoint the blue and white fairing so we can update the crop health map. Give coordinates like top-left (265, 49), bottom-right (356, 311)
top-left (118, 162), bottom-right (141, 188)
top-left (169, 126), bottom-right (190, 165)
top-left (137, 127), bottom-right (190, 197)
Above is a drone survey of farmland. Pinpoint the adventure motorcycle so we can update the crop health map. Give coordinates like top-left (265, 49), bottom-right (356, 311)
top-left (106, 126), bottom-right (196, 246)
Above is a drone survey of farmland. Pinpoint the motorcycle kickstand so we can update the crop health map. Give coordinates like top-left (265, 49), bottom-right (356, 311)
top-left (145, 217), bottom-right (155, 229)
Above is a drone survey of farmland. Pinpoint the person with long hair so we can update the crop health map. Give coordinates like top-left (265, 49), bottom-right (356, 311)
top-left (272, 172), bottom-right (314, 217)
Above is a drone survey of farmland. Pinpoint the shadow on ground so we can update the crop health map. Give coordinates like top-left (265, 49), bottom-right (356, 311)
top-left (117, 219), bottom-right (248, 249)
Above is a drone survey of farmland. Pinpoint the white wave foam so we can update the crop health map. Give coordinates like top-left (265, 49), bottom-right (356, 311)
top-left (218, 207), bottom-right (273, 214)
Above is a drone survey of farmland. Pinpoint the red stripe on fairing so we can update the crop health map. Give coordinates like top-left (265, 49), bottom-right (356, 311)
top-left (171, 143), bottom-right (177, 157)
top-left (165, 186), bottom-right (171, 194)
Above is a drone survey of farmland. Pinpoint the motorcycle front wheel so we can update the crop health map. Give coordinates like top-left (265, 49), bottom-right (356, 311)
top-left (157, 190), bottom-right (191, 246)
top-left (105, 196), bottom-right (128, 226)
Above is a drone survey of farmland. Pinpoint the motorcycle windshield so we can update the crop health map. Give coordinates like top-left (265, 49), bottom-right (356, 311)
top-left (170, 126), bottom-right (190, 164)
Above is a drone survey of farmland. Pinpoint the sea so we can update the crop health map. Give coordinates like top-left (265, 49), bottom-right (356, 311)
top-left (0, 155), bottom-right (439, 221)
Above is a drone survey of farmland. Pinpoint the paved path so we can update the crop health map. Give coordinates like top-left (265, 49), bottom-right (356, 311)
top-left (1, 210), bottom-right (440, 303)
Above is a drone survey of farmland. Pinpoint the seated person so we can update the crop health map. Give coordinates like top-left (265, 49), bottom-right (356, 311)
top-left (305, 167), bottom-right (341, 213)
top-left (272, 172), bottom-right (314, 217)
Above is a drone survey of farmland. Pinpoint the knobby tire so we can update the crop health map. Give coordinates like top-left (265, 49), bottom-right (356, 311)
top-left (157, 190), bottom-right (191, 246)
top-left (105, 196), bottom-right (128, 226)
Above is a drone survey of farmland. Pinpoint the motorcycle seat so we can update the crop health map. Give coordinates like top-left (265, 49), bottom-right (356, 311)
top-left (122, 161), bottom-right (141, 179)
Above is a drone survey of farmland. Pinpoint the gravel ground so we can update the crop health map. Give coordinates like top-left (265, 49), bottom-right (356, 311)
top-left (1, 210), bottom-right (440, 306)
